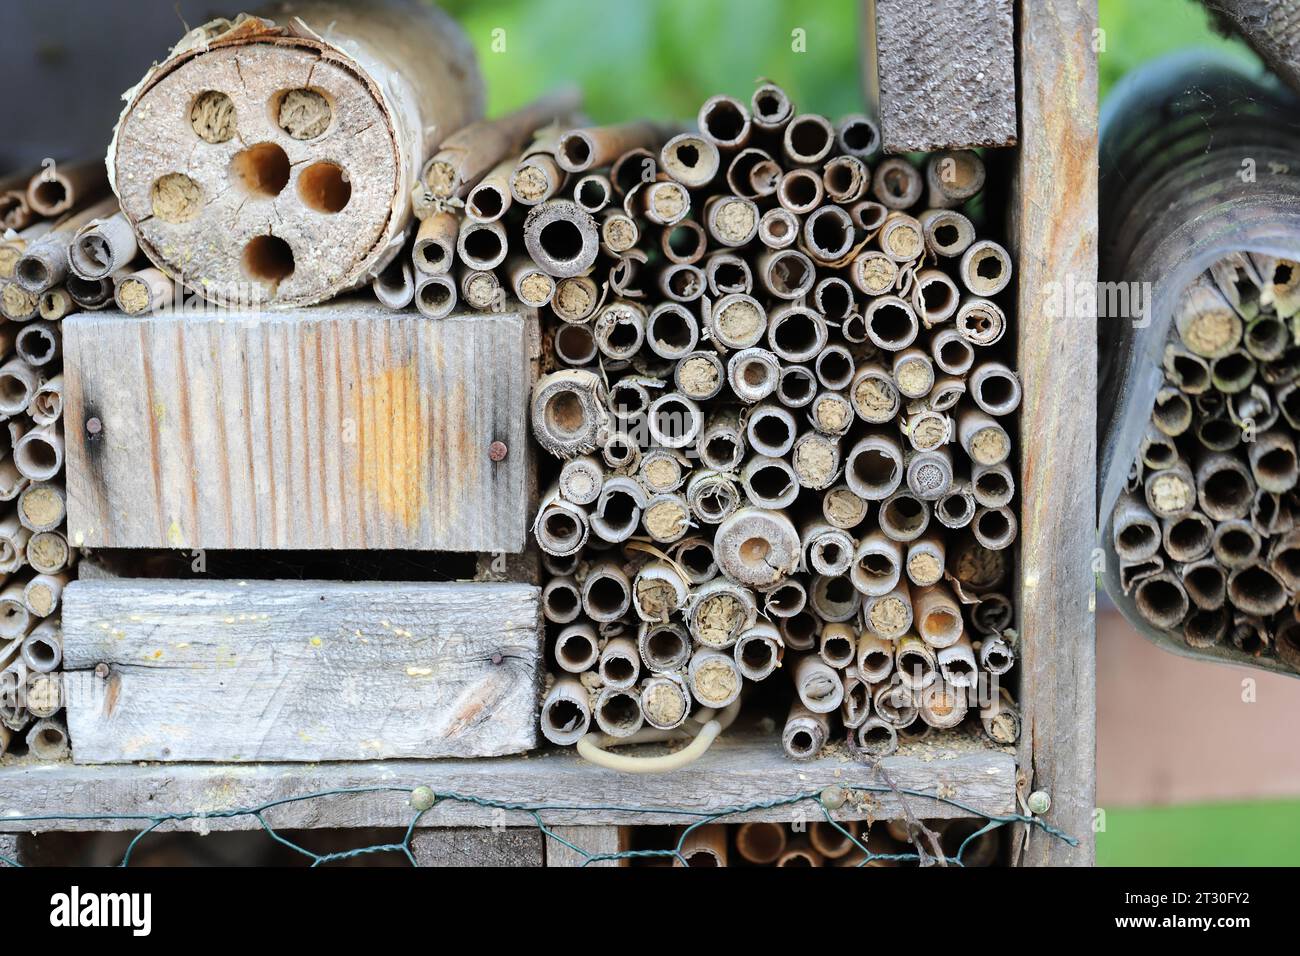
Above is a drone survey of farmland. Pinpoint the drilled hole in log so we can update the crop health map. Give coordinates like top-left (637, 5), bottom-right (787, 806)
top-left (241, 235), bottom-right (295, 286)
top-left (298, 162), bottom-right (351, 213)
top-left (231, 143), bottom-right (291, 198)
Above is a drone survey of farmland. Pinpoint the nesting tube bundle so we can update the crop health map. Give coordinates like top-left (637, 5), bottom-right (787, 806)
top-left (107, 0), bottom-right (484, 308)
top-left (529, 82), bottom-right (1022, 758)
top-left (0, 163), bottom-right (88, 759)
top-left (1099, 55), bottom-right (1300, 675)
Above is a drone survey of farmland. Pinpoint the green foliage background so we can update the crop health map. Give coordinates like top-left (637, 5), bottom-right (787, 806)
top-left (433, 0), bottom-right (1257, 123)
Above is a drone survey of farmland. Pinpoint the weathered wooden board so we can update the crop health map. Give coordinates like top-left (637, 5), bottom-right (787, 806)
top-left (863, 0), bottom-right (1017, 152)
top-left (1009, 0), bottom-right (1098, 865)
top-left (63, 302), bottom-right (537, 552)
top-left (1201, 0), bottom-right (1300, 96)
top-left (61, 579), bottom-right (542, 763)
top-left (544, 825), bottom-right (627, 867)
top-left (0, 733), bottom-right (1016, 831)
top-left (411, 828), bottom-right (544, 867)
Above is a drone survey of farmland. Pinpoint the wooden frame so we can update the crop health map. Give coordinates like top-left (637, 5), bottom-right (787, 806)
top-left (0, 0), bottom-right (1098, 865)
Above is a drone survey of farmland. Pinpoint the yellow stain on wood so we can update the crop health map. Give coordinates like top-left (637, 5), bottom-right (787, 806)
top-left (406, 666), bottom-right (433, 677)
top-left (357, 363), bottom-right (431, 531)
top-left (310, 636), bottom-right (323, 647)
top-left (167, 520), bottom-right (184, 547)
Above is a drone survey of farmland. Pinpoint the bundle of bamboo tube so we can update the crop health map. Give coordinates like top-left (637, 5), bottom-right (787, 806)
top-left (1111, 252), bottom-right (1300, 664)
top-left (654, 818), bottom-right (1000, 867)
top-left (422, 81), bottom-right (1026, 760)
top-left (1099, 57), bottom-right (1300, 671)
top-left (0, 159), bottom-right (104, 761)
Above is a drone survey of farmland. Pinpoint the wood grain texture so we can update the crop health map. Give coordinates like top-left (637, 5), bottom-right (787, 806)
top-left (63, 301), bottom-right (536, 552)
top-left (0, 733), bottom-right (1016, 832)
top-left (545, 825), bottom-right (627, 867)
top-left (1009, 0), bottom-right (1099, 865)
top-left (864, 0), bottom-right (1017, 152)
top-left (0, 833), bottom-right (17, 865)
top-left (411, 828), bottom-right (544, 867)
top-left (61, 579), bottom-right (542, 762)
top-left (1202, 1), bottom-right (1300, 95)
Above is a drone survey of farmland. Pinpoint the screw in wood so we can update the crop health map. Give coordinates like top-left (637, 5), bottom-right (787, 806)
top-left (86, 417), bottom-right (102, 435)
top-left (488, 440), bottom-right (508, 462)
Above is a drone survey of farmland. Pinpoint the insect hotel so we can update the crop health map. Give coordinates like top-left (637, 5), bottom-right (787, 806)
top-left (0, 0), bottom-right (1096, 867)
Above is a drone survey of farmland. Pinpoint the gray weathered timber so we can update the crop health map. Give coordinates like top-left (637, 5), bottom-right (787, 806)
top-left (63, 302), bottom-right (537, 552)
top-left (62, 579), bottom-right (542, 763)
top-left (545, 825), bottom-right (626, 867)
top-left (0, 734), bottom-right (1015, 832)
top-left (1008, 0), bottom-right (1098, 866)
top-left (863, 0), bottom-right (1017, 152)
top-left (0, 833), bottom-right (18, 865)
top-left (411, 828), bottom-right (544, 866)
top-left (1202, 0), bottom-right (1300, 95)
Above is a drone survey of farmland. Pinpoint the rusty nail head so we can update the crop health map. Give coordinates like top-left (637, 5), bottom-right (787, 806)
top-left (488, 440), bottom-right (508, 462)
top-left (86, 417), bottom-right (103, 435)
top-left (491, 652), bottom-right (504, 665)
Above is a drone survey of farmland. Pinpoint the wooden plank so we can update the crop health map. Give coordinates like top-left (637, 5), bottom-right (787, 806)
top-left (545, 825), bottom-right (627, 867)
top-left (863, 0), bottom-right (1017, 152)
top-left (411, 828), bottom-right (544, 866)
top-left (61, 579), bottom-right (542, 762)
top-left (1202, 1), bottom-right (1300, 96)
top-left (0, 833), bottom-right (18, 866)
top-left (0, 733), bottom-right (1017, 832)
top-left (1009, 0), bottom-right (1099, 866)
top-left (62, 302), bottom-right (537, 552)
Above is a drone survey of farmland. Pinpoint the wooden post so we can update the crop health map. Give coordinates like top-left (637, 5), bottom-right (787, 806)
top-left (544, 825), bottom-right (627, 867)
top-left (410, 828), bottom-right (544, 867)
top-left (862, 0), bottom-right (1017, 152)
top-left (1009, 0), bottom-right (1098, 866)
